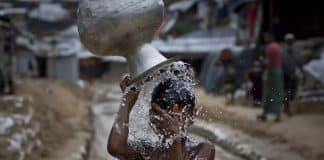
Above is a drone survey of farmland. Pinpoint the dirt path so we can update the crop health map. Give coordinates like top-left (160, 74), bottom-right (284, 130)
top-left (197, 88), bottom-right (324, 160)
top-left (88, 82), bottom-right (121, 160)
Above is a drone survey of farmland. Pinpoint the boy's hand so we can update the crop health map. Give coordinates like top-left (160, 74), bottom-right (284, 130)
top-left (120, 74), bottom-right (131, 92)
top-left (151, 103), bottom-right (184, 135)
top-left (125, 87), bottom-right (140, 108)
top-left (119, 74), bottom-right (140, 111)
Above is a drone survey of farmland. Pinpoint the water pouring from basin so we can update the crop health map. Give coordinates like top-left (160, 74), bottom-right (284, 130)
top-left (78, 0), bottom-right (215, 159)
top-left (77, 0), bottom-right (198, 139)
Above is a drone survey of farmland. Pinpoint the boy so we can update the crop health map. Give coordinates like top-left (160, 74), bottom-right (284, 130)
top-left (107, 77), bottom-right (215, 160)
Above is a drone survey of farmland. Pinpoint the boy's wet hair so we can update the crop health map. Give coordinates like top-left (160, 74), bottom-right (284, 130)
top-left (151, 79), bottom-right (195, 111)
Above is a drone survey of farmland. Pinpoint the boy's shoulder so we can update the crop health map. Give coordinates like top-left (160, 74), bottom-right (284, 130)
top-left (196, 141), bottom-right (214, 150)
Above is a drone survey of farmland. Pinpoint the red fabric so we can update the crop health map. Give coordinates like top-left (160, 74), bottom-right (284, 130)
top-left (246, 3), bottom-right (258, 37)
top-left (220, 49), bottom-right (233, 61)
top-left (266, 42), bottom-right (282, 68)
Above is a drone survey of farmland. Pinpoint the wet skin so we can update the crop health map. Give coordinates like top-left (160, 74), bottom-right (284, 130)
top-left (107, 77), bottom-right (215, 160)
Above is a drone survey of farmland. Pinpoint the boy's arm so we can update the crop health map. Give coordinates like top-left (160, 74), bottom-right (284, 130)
top-left (107, 87), bottom-right (140, 159)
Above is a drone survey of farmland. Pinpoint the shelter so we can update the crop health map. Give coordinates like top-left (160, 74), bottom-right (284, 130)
top-left (16, 26), bottom-right (80, 84)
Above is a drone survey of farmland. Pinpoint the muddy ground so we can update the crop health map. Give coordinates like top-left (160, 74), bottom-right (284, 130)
top-left (197, 88), bottom-right (324, 160)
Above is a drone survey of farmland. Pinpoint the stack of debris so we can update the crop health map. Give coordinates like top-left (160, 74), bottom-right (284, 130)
top-left (0, 95), bottom-right (41, 160)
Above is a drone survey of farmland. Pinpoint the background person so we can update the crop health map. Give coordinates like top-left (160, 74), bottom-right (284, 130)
top-left (282, 33), bottom-right (301, 116)
top-left (257, 32), bottom-right (284, 122)
top-left (220, 49), bottom-right (237, 105)
top-left (248, 59), bottom-right (263, 106)
top-left (0, 16), bottom-right (16, 94)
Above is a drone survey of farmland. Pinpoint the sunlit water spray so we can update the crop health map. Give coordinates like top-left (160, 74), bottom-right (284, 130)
top-left (125, 61), bottom-right (197, 149)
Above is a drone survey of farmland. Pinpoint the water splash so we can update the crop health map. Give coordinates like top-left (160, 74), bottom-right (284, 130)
top-left (127, 61), bottom-right (196, 148)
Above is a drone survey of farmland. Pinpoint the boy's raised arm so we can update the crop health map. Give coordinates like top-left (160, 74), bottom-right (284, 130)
top-left (107, 84), bottom-right (140, 159)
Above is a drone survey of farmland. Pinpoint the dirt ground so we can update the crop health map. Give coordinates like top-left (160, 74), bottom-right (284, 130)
top-left (0, 79), bottom-right (91, 160)
top-left (196, 88), bottom-right (324, 160)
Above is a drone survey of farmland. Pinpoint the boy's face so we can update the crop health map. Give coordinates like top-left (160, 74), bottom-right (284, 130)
top-left (149, 103), bottom-right (195, 136)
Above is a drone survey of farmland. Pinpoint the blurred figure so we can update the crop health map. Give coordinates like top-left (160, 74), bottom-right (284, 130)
top-left (282, 33), bottom-right (301, 116)
top-left (248, 59), bottom-right (263, 106)
top-left (0, 16), bottom-right (16, 94)
top-left (257, 32), bottom-right (284, 122)
top-left (220, 49), bottom-right (237, 105)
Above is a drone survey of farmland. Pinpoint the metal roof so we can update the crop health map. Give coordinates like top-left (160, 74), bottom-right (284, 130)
top-left (152, 28), bottom-right (240, 54)
top-left (152, 37), bottom-right (239, 54)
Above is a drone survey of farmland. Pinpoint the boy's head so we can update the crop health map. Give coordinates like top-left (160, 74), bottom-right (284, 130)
top-left (151, 79), bottom-right (195, 111)
top-left (150, 79), bottom-right (196, 135)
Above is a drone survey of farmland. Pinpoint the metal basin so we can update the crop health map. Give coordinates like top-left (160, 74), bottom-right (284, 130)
top-left (77, 0), bottom-right (165, 56)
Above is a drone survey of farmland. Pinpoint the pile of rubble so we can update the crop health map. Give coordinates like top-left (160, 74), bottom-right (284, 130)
top-left (0, 80), bottom-right (92, 160)
top-left (0, 95), bottom-right (41, 160)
